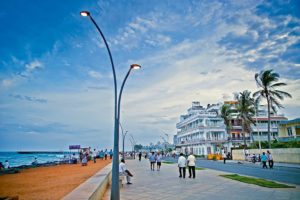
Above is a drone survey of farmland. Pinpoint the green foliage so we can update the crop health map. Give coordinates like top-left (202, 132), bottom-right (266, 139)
top-left (249, 140), bottom-right (300, 149)
top-left (162, 161), bottom-right (175, 164)
top-left (134, 144), bottom-right (143, 151)
top-left (194, 155), bottom-right (205, 158)
top-left (220, 174), bottom-right (295, 188)
top-left (212, 155), bottom-right (217, 160)
top-left (195, 167), bottom-right (205, 170)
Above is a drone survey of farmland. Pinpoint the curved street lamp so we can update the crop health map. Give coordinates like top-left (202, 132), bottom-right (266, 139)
top-left (80, 11), bottom-right (141, 200)
top-left (119, 123), bottom-right (128, 159)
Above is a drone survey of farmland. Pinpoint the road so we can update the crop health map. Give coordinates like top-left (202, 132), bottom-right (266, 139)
top-left (164, 157), bottom-right (300, 185)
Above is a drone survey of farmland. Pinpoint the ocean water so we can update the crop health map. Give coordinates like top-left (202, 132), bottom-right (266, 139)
top-left (0, 152), bottom-right (74, 167)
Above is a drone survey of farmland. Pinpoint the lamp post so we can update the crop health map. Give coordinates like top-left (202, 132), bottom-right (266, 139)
top-left (80, 11), bottom-right (141, 200)
top-left (129, 134), bottom-right (136, 159)
top-left (119, 123), bottom-right (128, 159)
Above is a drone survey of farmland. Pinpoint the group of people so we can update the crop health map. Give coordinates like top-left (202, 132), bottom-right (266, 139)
top-left (260, 150), bottom-right (274, 169)
top-left (177, 152), bottom-right (196, 178)
top-left (118, 151), bottom-right (200, 185)
top-left (79, 148), bottom-right (113, 166)
top-left (244, 150), bottom-right (274, 169)
top-left (148, 152), bottom-right (162, 171)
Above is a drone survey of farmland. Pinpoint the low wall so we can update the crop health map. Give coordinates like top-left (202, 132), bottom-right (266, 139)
top-left (62, 163), bottom-right (112, 200)
top-left (232, 148), bottom-right (300, 164)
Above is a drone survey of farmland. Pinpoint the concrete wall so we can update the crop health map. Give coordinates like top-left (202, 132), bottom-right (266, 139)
top-left (62, 163), bottom-right (112, 200)
top-left (232, 148), bottom-right (300, 164)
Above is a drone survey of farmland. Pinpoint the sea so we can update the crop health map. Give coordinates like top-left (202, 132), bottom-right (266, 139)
top-left (0, 152), bottom-right (75, 167)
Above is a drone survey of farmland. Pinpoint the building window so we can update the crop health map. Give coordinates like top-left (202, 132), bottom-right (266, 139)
top-left (207, 147), bottom-right (211, 154)
top-left (287, 127), bottom-right (293, 136)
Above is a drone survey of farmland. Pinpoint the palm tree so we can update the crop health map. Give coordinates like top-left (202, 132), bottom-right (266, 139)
top-left (220, 104), bottom-right (232, 141)
top-left (253, 69), bottom-right (292, 148)
top-left (236, 90), bottom-right (256, 150)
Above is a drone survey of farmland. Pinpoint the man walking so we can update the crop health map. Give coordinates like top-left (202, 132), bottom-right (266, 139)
top-left (138, 152), bottom-right (142, 161)
top-left (222, 148), bottom-right (227, 164)
top-left (187, 152), bottom-right (196, 178)
top-left (149, 152), bottom-right (156, 171)
top-left (261, 152), bottom-right (268, 169)
top-left (156, 152), bottom-right (162, 171)
top-left (92, 148), bottom-right (97, 163)
top-left (178, 153), bottom-right (187, 178)
top-left (267, 150), bottom-right (274, 169)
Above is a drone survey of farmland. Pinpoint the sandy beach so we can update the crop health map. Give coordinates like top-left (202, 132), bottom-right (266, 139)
top-left (0, 159), bottom-right (111, 200)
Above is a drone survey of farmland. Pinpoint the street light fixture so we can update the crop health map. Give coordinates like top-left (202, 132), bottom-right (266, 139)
top-left (80, 11), bottom-right (141, 200)
top-left (80, 11), bottom-right (90, 17)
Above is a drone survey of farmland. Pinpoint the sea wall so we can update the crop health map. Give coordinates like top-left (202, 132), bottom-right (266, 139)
top-left (232, 148), bottom-right (300, 164)
top-left (62, 163), bottom-right (112, 200)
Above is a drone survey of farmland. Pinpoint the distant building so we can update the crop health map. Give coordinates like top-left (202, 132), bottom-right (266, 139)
top-left (175, 102), bottom-right (230, 155)
top-left (278, 118), bottom-right (300, 142)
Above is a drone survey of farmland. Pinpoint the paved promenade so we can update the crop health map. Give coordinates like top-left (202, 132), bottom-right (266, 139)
top-left (102, 158), bottom-right (300, 200)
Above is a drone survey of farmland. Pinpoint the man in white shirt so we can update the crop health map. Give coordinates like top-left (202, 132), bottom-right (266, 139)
top-left (119, 159), bottom-right (133, 184)
top-left (177, 153), bottom-right (187, 178)
top-left (187, 152), bottom-right (196, 178)
top-left (4, 160), bottom-right (10, 169)
top-left (92, 149), bottom-right (97, 163)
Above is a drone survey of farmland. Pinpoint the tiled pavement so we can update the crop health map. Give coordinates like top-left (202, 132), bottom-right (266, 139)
top-left (102, 158), bottom-right (300, 200)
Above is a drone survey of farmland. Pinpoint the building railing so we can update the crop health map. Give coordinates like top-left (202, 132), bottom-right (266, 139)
top-left (177, 125), bottom-right (226, 135)
top-left (178, 138), bottom-right (228, 145)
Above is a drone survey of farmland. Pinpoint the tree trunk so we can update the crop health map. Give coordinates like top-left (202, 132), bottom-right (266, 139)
top-left (242, 119), bottom-right (246, 148)
top-left (267, 96), bottom-right (271, 149)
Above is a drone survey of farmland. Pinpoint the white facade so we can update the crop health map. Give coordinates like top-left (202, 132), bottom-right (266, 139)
top-left (175, 102), bottom-right (230, 155)
top-left (228, 103), bottom-right (287, 144)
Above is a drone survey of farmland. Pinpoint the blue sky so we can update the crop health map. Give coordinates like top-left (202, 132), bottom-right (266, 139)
top-left (0, 0), bottom-right (299, 151)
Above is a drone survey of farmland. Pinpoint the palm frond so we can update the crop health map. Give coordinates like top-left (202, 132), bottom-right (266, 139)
top-left (274, 90), bottom-right (292, 98)
top-left (271, 82), bottom-right (287, 88)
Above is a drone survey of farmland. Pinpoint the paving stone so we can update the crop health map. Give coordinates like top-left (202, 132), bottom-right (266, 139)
top-left (101, 158), bottom-right (300, 200)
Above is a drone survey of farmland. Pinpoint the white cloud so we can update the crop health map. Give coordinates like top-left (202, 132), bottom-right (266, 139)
top-left (88, 70), bottom-right (102, 79)
top-left (25, 60), bottom-right (43, 72)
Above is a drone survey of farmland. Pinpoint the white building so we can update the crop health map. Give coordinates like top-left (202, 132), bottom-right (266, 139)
top-left (175, 102), bottom-right (230, 156)
top-left (225, 101), bottom-right (288, 146)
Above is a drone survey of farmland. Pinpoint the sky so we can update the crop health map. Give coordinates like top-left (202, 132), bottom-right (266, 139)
top-left (0, 0), bottom-right (299, 151)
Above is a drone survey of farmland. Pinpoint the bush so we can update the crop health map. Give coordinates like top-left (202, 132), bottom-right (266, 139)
top-left (212, 155), bottom-right (217, 160)
top-left (249, 140), bottom-right (300, 149)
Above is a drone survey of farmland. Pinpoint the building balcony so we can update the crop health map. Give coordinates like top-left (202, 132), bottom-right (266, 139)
top-left (177, 126), bottom-right (226, 135)
top-left (230, 137), bottom-right (251, 142)
top-left (177, 138), bottom-right (228, 146)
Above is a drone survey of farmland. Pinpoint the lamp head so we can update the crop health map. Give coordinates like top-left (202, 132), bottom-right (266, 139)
top-left (80, 11), bottom-right (90, 17)
top-left (130, 64), bottom-right (141, 70)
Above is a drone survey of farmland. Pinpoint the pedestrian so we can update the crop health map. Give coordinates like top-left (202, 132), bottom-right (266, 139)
top-left (267, 150), bottom-right (274, 169)
top-left (4, 160), bottom-right (10, 169)
top-left (109, 149), bottom-right (113, 159)
top-left (149, 152), bottom-right (156, 171)
top-left (222, 149), bottom-right (227, 164)
top-left (138, 152), bottom-right (142, 161)
top-left (261, 152), bottom-right (268, 169)
top-left (156, 152), bottom-right (162, 171)
top-left (92, 149), bottom-right (97, 163)
top-left (178, 153), bottom-right (187, 178)
top-left (119, 159), bottom-right (133, 184)
top-left (32, 157), bottom-right (38, 165)
top-left (104, 149), bottom-right (108, 160)
top-left (99, 150), bottom-right (104, 160)
top-left (82, 153), bottom-right (88, 166)
top-left (187, 152), bottom-right (196, 178)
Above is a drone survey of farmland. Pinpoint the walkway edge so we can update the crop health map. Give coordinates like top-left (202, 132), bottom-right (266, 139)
top-left (62, 163), bottom-right (112, 200)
